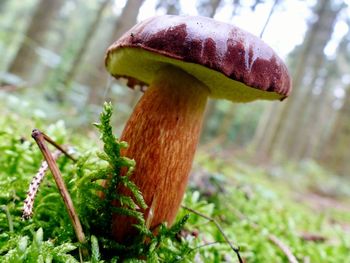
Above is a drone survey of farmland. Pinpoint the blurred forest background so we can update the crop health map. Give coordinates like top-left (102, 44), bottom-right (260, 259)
top-left (0, 0), bottom-right (350, 178)
top-left (1, 1), bottom-right (350, 261)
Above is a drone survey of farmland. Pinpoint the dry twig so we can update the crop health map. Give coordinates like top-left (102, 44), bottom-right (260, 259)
top-left (31, 129), bottom-right (85, 244)
top-left (181, 205), bottom-right (243, 263)
top-left (229, 205), bottom-right (299, 263)
top-left (299, 232), bottom-right (326, 243)
top-left (268, 234), bottom-right (299, 263)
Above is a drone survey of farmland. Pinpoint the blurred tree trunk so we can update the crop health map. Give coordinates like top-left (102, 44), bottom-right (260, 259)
top-left (317, 30), bottom-right (350, 174)
top-left (35, 4), bottom-right (93, 102)
top-left (232, 0), bottom-right (241, 17)
top-left (302, 74), bottom-right (333, 159)
top-left (0, 0), bottom-right (8, 13)
top-left (301, 33), bottom-right (349, 160)
top-left (215, 104), bottom-right (236, 144)
top-left (251, 0), bottom-right (263, 11)
top-left (83, 0), bottom-right (145, 105)
top-left (253, 0), bottom-right (342, 160)
top-left (63, 0), bottom-right (112, 87)
top-left (121, 0), bottom-right (182, 109)
top-left (321, 86), bottom-right (350, 176)
top-left (286, 2), bottom-right (344, 160)
top-left (6, 0), bottom-right (64, 85)
top-left (196, 0), bottom-right (222, 17)
top-left (250, 101), bottom-right (282, 159)
top-left (157, 0), bottom-right (181, 15)
top-left (109, 0), bottom-right (145, 43)
top-left (315, 101), bottom-right (339, 159)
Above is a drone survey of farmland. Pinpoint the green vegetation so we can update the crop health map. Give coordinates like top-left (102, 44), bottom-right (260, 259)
top-left (0, 104), bottom-right (349, 262)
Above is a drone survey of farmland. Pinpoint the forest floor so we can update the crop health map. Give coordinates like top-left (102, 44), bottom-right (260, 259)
top-left (0, 102), bottom-right (349, 262)
top-left (191, 150), bottom-right (350, 262)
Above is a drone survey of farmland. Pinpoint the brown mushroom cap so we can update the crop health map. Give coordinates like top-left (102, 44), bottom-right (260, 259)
top-left (105, 15), bottom-right (292, 102)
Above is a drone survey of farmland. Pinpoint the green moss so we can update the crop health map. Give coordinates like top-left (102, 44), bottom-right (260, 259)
top-left (0, 104), bottom-right (349, 262)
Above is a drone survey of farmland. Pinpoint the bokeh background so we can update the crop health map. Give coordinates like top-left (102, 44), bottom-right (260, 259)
top-left (1, 0), bottom-right (350, 193)
top-left (1, 1), bottom-right (350, 261)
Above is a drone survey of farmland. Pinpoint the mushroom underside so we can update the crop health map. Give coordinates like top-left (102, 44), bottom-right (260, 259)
top-left (106, 47), bottom-right (285, 102)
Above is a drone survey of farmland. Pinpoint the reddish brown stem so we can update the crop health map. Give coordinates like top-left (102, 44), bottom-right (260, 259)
top-left (112, 66), bottom-right (209, 242)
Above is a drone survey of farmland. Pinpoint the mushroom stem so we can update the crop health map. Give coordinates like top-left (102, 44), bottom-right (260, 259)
top-left (112, 66), bottom-right (209, 242)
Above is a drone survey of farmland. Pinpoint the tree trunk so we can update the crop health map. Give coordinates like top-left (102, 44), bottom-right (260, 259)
top-left (63, 0), bottom-right (112, 87)
top-left (253, 0), bottom-right (342, 160)
top-left (6, 0), bottom-right (64, 85)
top-left (301, 75), bottom-right (333, 159)
top-left (286, 2), bottom-right (343, 160)
top-left (317, 31), bottom-right (350, 173)
top-left (232, 0), bottom-right (241, 18)
top-left (0, 0), bottom-right (8, 13)
top-left (156, 0), bottom-right (181, 15)
top-left (250, 101), bottom-right (283, 160)
top-left (215, 104), bottom-right (236, 144)
top-left (82, 0), bottom-right (145, 105)
top-left (200, 100), bottom-right (218, 143)
top-left (300, 33), bottom-right (349, 160)
top-left (321, 86), bottom-right (350, 176)
top-left (272, 0), bottom-right (331, 159)
top-left (196, 0), bottom-right (222, 17)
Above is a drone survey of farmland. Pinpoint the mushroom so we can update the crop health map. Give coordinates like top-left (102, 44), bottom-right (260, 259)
top-left (105, 15), bottom-right (291, 242)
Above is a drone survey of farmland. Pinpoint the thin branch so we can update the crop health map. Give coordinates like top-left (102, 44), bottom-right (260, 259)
top-left (31, 129), bottom-right (85, 244)
top-left (228, 204), bottom-right (299, 263)
top-left (181, 205), bottom-right (243, 263)
top-left (268, 234), bottom-right (299, 263)
top-left (260, 0), bottom-right (279, 38)
top-left (40, 131), bottom-right (76, 162)
top-left (193, 241), bottom-right (221, 250)
top-left (174, 241), bottom-right (221, 263)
